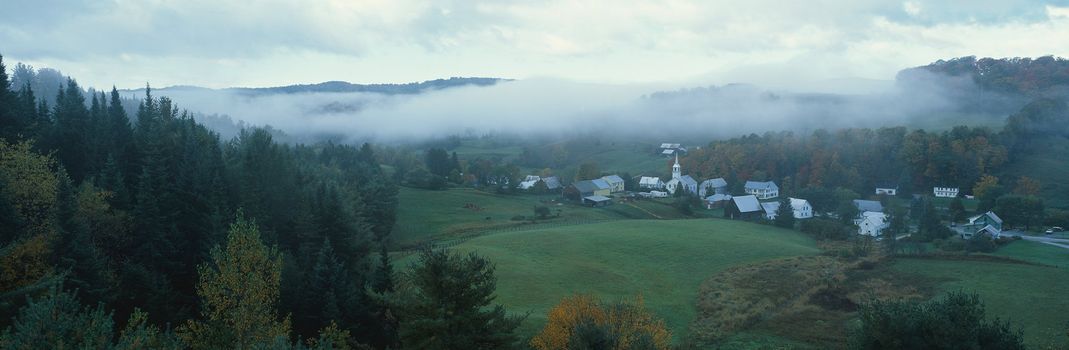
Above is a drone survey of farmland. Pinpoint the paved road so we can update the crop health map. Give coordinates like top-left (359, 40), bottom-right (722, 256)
top-left (1002, 230), bottom-right (1069, 250)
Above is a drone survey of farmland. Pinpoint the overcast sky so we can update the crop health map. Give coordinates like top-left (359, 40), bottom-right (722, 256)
top-left (3, 0), bottom-right (1069, 90)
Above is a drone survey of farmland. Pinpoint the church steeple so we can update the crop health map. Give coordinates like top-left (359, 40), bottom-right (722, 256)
top-left (672, 154), bottom-right (681, 180)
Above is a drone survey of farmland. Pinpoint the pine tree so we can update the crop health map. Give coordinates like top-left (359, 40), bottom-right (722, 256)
top-left (372, 242), bottom-right (394, 294)
top-left (0, 286), bottom-right (181, 349)
top-left (774, 197), bottom-right (796, 228)
top-left (0, 54), bottom-right (21, 141)
top-left (50, 79), bottom-right (91, 182)
top-left (301, 238), bottom-right (347, 336)
top-left (179, 214), bottom-right (291, 349)
top-left (52, 167), bottom-right (114, 305)
top-left (393, 249), bottom-right (524, 349)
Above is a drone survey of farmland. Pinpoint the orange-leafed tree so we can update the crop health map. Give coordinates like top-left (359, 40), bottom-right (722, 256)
top-left (531, 294), bottom-right (671, 350)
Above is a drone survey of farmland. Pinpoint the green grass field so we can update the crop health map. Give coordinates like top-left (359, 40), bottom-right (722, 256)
top-left (406, 219), bottom-right (820, 341)
top-left (993, 240), bottom-right (1069, 268)
top-left (891, 258), bottom-right (1069, 348)
top-left (392, 187), bottom-right (667, 247)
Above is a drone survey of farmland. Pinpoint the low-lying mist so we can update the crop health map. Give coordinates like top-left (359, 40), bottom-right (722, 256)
top-left (141, 71), bottom-right (1016, 144)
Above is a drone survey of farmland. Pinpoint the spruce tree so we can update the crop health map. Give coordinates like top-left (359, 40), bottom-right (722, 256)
top-left (774, 197), bottom-right (796, 228)
top-left (0, 54), bottom-right (20, 140)
top-left (393, 249), bottom-right (524, 349)
top-left (50, 79), bottom-right (91, 182)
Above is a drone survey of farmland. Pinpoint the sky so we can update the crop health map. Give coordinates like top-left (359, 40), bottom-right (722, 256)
top-left (3, 0), bottom-right (1069, 90)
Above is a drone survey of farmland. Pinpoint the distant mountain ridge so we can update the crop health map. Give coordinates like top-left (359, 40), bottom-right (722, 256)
top-left (120, 77), bottom-right (506, 96)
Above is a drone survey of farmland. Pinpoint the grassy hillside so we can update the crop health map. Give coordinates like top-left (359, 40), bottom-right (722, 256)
top-left (392, 187), bottom-right (664, 247)
top-left (891, 258), bottom-right (1069, 348)
top-left (992, 240), bottom-right (1069, 268)
top-left (416, 219), bottom-right (820, 340)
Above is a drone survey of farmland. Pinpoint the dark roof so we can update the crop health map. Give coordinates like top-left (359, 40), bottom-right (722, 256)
top-left (591, 179), bottom-right (611, 190)
top-left (542, 176), bottom-right (562, 189)
top-left (571, 180), bottom-right (599, 193)
top-left (853, 200), bottom-right (884, 213)
top-left (701, 178), bottom-right (728, 188)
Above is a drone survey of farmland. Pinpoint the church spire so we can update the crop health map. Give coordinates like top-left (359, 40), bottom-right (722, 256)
top-left (672, 154), bottom-right (681, 180)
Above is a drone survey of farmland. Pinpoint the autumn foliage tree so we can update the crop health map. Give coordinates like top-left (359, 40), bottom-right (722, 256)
top-left (179, 215), bottom-right (291, 348)
top-left (531, 294), bottom-right (671, 350)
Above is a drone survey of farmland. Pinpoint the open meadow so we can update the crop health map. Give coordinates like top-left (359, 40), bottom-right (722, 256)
top-left (399, 219), bottom-right (821, 340)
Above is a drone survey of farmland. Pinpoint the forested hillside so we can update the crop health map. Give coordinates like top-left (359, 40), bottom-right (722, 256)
top-left (0, 54), bottom-right (406, 348)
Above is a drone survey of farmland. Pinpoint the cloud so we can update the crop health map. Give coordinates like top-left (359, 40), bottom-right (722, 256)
top-left (2, 0), bottom-right (1068, 89)
top-left (143, 71), bottom-right (1013, 145)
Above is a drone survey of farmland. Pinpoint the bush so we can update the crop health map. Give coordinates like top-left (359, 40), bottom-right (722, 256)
top-left (850, 291), bottom-right (1025, 350)
top-left (965, 233), bottom-right (998, 253)
top-left (936, 238), bottom-right (965, 252)
top-left (801, 218), bottom-right (851, 240)
top-left (511, 215), bottom-right (526, 221)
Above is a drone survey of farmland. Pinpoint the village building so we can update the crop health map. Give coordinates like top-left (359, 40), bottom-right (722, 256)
top-left (564, 179), bottom-right (611, 201)
top-left (853, 199), bottom-right (884, 213)
top-left (933, 187), bottom-right (959, 198)
top-left (958, 211), bottom-right (1003, 239)
top-left (518, 175), bottom-right (562, 191)
top-left (659, 143), bottom-right (687, 156)
top-left (727, 195), bottom-right (762, 220)
top-left (875, 184), bottom-right (898, 196)
top-left (704, 194), bottom-right (732, 209)
top-left (744, 180), bottom-right (779, 200)
top-left (639, 176), bottom-right (665, 190)
top-left (760, 198), bottom-right (813, 220)
top-left (699, 178), bottom-right (728, 197)
top-left (600, 175), bottom-right (626, 193)
top-left (583, 195), bottom-right (613, 207)
top-left (857, 211), bottom-right (889, 236)
top-left (664, 155), bottom-right (698, 195)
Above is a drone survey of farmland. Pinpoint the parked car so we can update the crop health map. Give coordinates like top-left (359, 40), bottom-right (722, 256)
top-left (1047, 228), bottom-right (1055, 234)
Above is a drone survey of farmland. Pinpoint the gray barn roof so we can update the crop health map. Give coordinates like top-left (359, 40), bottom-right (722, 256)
top-left (679, 175), bottom-right (698, 186)
top-left (601, 175), bottom-right (624, 184)
top-left (701, 178), bottom-right (728, 188)
top-left (591, 179), bottom-right (611, 190)
top-left (571, 180), bottom-right (599, 193)
top-left (853, 200), bottom-right (884, 213)
top-left (732, 195), bottom-right (761, 213)
top-left (744, 181), bottom-right (778, 191)
top-left (543, 176), bottom-right (562, 189)
top-left (584, 195), bottom-right (612, 202)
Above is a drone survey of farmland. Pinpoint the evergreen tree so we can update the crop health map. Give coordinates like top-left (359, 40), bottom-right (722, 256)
top-left (372, 243), bottom-right (394, 294)
top-left (949, 197), bottom-right (966, 223)
top-left (774, 197), bottom-right (796, 228)
top-left (52, 168), bottom-right (114, 305)
top-left (299, 238), bottom-right (347, 338)
top-left (0, 54), bottom-right (21, 141)
top-left (0, 286), bottom-right (181, 349)
top-left (50, 79), bottom-right (91, 182)
top-left (392, 249), bottom-right (524, 349)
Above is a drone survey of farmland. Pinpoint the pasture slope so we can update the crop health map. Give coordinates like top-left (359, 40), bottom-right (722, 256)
top-left (893, 242), bottom-right (1069, 349)
top-left (438, 219), bottom-right (821, 340)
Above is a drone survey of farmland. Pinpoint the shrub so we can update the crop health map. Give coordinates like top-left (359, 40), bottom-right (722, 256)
top-left (850, 291), bottom-right (1025, 350)
top-left (965, 233), bottom-right (997, 253)
top-left (801, 218), bottom-right (850, 240)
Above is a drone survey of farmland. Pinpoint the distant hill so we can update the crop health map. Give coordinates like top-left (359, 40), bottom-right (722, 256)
top-left (121, 77), bottom-right (506, 96)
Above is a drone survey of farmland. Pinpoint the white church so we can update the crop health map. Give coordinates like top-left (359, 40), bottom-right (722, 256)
top-left (664, 155), bottom-right (698, 195)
